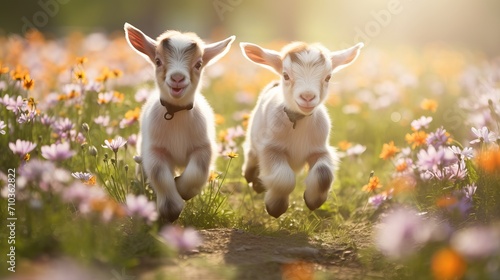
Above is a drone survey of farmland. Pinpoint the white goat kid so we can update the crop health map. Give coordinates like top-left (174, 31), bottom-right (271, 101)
top-left (240, 41), bottom-right (363, 218)
top-left (124, 23), bottom-right (235, 222)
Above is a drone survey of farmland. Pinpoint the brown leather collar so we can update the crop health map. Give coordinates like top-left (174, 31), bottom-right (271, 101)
top-left (159, 99), bottom-right (193, 120)
top-left (283, 107), bottom-right (308, 129)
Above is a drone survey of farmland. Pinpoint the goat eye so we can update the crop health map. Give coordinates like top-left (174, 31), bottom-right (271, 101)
top-left (155, 58), bottom-right (162, 67)
top-left (283, 73), bottom-right (290, 81)
top-left (194, 61), bottom-right (202, 70)
top-left (325, 75), bottom-right (331, 82)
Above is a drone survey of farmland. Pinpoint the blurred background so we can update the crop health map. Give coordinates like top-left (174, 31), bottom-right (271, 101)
top-left (0, 0), bottom-right (499, 55)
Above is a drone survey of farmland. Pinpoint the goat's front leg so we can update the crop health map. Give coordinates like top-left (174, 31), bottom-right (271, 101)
top-left (259, 145), bottom-right (295, 218)
top-left (176, 146), bottom-right (212, 200)
top-left (143, 149), bottom-right (184, 223)
top-left (243, 149), bottom-right (265, 193)
top-left (304, 150), bottom-right (336, 210)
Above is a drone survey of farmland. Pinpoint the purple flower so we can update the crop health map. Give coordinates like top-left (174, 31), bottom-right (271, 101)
top-left (134, 88), bottom-right (152, 103)
top-left (451, 226), bottom-right (500, 259)
top-left (40, 114), bottom-right (56, 126)
top-left (375, 207), bottom-right (447, 259)
top-left (0, 120), bottom-right (6, 135)
top-left (41, 142), bottom-right (76, 161)
top-left (125, 194), bottom-right (158, 224)
top-left (368, 193), bottom-right (388, 208)
top-left (127, 134), bottom-right (138, 147)
top-left (449, 146), bottom-right (474, 160)
top-left (9, 139), bottom-right (37, 157)
top-left (159, 225), bottom-right (202, 252)
top-left (411, 116), bottom-right (432, 131)
top-left (470, 126), bottom-right (496, 144)
top-left (52, 118), bottom-right (74, 135)
top-left (63, 182), bottom-right (107, 214)
top-left (102, 136), bottom-right (127, 153)
top-left (4, 95), bottom-right (25, 114)
top-left (426, 127), bottom-right (449, 148)
top-left (17, 110), bottom-right (37, 124)
top-left (94, 115), bottom-right (110, 126)
top-left (18, 159), bottom-right (70, 192)
top-left (71, 172), bottom-right (94, 182)
top-left (463, 183), bottom-right (477, 200)
top-left (417, 145), bottom-right (457, 171)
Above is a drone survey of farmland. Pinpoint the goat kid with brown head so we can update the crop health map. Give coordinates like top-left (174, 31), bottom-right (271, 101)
top-left (125, 23), bottom-right (235, 223)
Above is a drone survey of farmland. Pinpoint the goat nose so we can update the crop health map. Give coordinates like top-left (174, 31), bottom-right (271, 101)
top-left (170, 73), bottom-right (186, 83)
top-left (300, 94), bottom-right (315, 102)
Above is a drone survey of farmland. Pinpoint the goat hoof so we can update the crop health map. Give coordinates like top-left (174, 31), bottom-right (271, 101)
top-left (303, 193), bottom-right (326, 211)
top-left (159, 202), bottom-right (183, 223)
top-left (265, 198), bottom-right (288, 218)
top-left (251, 180), bottom-right (266, 193)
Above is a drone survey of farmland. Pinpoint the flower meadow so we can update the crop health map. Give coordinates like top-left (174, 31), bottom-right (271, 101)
top-left (1, 30), bottom-right (500, 279)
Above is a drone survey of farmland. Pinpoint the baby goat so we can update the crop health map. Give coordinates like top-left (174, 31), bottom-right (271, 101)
top-left (124, 23), bottom-right (235, 222)
top-left (240, 41), bottom-right (363, 218)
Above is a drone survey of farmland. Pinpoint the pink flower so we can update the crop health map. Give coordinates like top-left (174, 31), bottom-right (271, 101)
top-left (375, 207), bottom-right (448, 259)
top-left (159, 225), bottom-right (202, 252)
top-left (451, 226), bottom-right (500, 259)
top-left (4, 95), bottom-right (25, 114)
top-left (102, 136), bottom-right (127, 153)
top-left (9, 139), bottom-right (37, 157)
top-left (125, 194), bottom-right (158, 224)
top-left (470, 126), bottom-right (496, 144)
top-left (41, 142), bottom-right (76, 161)
top-left (411, 116), bottom-right (432, 131)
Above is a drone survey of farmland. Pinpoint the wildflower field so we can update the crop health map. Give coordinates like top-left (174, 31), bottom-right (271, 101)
top-left (1, 30), bottom-right (500, 280)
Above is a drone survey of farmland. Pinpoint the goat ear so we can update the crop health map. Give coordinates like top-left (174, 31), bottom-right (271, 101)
top-left (124, 22), bottom-right (157, 63)
top-left (240, 43), bottom-right (283, 74)
top-left (202, 36), bottom-right (236, 66)
top-left (330, 42), bottom-right (364, 73)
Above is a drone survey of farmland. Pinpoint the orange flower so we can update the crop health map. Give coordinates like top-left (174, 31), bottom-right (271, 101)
top-left (338, 140), bottom-right (352, 151)
top-left (362, 176), bottom-right (382, 192)
top-left (476, 148), bottom-right (500, 174)
top-left (10, 66), bottom-right (27, 81)
top-left (74, 70), bottom-right (87, 83)
top-left (215, 114), bottom-right (225, 125)
top-left (421, 98), bottom-right (438, 112)
top-left (242, 113), bottom-right (251, 129)
top-left (431, 248), bottom-right (466, 280)
top-left (395, 161), bottom-right (408, 172)
top-left (282, 261), bottom-right (314, 280)
top-left (379, 141), bottom-right (400, 160)
top-left (76, 56), bottom-right (88, 65)
top-left (208, 171), bottom-right (219, 183)
top-left (436, 196), bottom-right (458, 208)
top-left (125, 107), bottom-right (141, 121)
top-left (22, 75), bottom-right (35, 90)
top-left (25, 97), bottom-right (37, 111)
top-left (95, 67), bottom-right (122, 82)
top-left (113, 91), bottom-right (124, 103)
top-left (0, 62), bottom-right (9, 74)
top-left (405, 131), bottom-right (428, 149)
top-left (226, 151), bottom-right (239, 159)
top-left (218, 130), bottom-right (228, 143)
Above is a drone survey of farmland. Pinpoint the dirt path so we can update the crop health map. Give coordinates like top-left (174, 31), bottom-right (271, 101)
top-left (138, 228), bottom-right (384, 280)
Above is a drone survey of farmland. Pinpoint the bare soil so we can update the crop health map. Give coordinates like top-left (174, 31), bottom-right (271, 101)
top-left (138, 228), bottom-right (384, 280)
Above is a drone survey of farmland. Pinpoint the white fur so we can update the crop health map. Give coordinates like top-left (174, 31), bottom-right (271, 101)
top-left (125, 23), bottom-right (235, 222)
top-left (240, 41), bottom-right (363, 218)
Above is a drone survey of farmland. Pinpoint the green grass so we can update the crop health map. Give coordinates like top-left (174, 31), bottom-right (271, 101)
top-left (1, 34), bottom-right (500, 279)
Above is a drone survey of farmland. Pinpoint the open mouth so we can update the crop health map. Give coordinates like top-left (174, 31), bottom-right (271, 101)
top-left (170, 86), bottom-right (186, 97)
